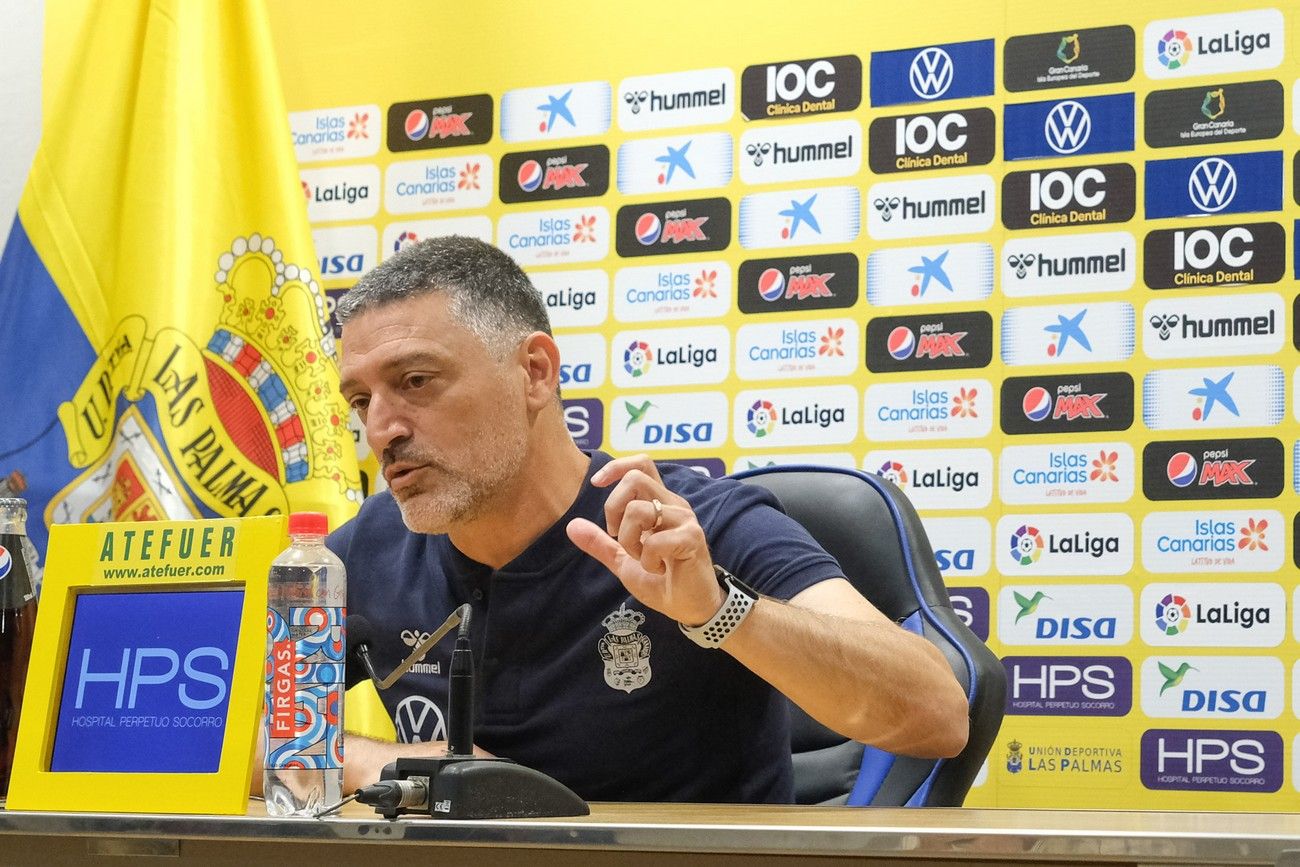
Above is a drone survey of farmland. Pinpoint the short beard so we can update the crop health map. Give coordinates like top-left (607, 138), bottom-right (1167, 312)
top-left (389, 437), bottom-right (527, 536)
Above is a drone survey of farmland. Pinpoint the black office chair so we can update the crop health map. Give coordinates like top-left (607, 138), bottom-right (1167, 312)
top-left (732, 464), bottom-right (1005, 807)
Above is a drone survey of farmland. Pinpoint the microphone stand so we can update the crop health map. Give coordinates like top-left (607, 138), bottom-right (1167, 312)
top-left (352, 605), bottom-right (589, 820)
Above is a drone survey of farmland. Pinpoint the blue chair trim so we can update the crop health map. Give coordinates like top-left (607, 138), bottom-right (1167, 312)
top-left (732, 464), bottom-right (980, 807)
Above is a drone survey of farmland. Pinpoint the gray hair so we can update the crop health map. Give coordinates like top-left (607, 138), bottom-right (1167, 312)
top-left (335, 235), bottom-right (552, 356)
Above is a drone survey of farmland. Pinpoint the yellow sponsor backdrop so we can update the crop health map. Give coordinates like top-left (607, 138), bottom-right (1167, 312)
top-left (260, 0), bottom-right (1300, 808)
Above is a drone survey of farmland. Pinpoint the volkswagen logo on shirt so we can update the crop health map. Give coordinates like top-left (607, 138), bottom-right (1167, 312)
top-left (394, 695), bottom-right (447, 744)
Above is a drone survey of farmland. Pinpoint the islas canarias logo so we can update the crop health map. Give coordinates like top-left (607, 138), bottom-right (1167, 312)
top-left (49, 235), bottom-right (361, 524)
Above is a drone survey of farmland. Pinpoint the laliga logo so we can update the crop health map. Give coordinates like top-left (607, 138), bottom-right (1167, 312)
top-left (1170, 454), bottom-right (1196, 488)
top-left (1158, 29), bottom-right (1194, 70)
top-left (1155, 593), bottom-right (1192, 636)
top-left (746, 399), bottom-right (777, 437)
top-left (622, 340), bottom-right (652, 377)
top-left (877, 460), bottom-right (909, 487)
top-left (394, 230), bottom-right (419, 252)
top-left (909, 47), bottom-right (955, 99)
top-left (1188, 157), bottom-right (1237, 213)
top-left (1043, 101), bottom-right (1092, 155)
top-left (1009, 524), bottom-right (1044, 566)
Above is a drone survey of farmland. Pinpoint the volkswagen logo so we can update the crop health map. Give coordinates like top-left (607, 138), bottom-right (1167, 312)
top-left (909, 47), bottom-right (954, 100)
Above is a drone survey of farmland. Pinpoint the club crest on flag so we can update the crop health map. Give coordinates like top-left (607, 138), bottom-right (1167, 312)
top-left (48, 234), bottom-right (360, 525)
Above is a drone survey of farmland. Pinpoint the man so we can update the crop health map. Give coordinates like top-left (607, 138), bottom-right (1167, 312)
top-left (329, 236), bottom-right (967, 803)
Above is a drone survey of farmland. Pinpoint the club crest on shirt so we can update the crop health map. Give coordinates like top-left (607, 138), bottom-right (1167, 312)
top-left (598, 603), bottom-right (652, 693)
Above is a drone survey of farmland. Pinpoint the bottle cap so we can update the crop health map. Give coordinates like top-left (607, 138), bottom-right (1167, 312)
top-left (288, 512), bottom-right (328, 536)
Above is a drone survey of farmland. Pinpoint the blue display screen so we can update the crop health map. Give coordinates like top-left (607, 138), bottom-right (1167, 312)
top-left (51, 589), bottom-right (244, 773)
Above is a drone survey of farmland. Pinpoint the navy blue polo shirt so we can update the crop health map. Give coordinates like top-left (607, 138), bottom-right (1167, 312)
top-left (328, 450), bottom-right (844, 803)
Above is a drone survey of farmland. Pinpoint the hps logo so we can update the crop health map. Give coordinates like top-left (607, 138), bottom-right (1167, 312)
top-left (1141, 729), bottom-right (1284, 793)
top-left (1004, 655), bottom-right (1133, 716)
top-left (997, 584), bottom-right (1134, 645)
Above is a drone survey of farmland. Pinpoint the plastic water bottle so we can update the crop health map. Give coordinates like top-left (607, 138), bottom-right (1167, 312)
top-left (263, 512), bottom-right (346, 816)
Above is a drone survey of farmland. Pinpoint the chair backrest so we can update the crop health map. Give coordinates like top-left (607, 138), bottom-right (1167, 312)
top-left (732, 464), bottom-right (1005, 807)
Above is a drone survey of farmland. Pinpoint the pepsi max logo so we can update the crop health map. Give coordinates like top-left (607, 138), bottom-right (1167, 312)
top-left (615, 198), bottom-right (731, 258)
top-left (518, 161), bottom-right (542, 191)
top-left (387, 94), bottom-right (493, 152)
top-left (1143, 438), bottom-right (1284, 501)
top-left (499, 145), bottom-right (609, 204)
top-left (738, 254), bottom-right (858, 313)
top-left (888, 327), bottom-right (915, 360)
top-left (0, 545), bottom-right (10, 580)
top-left (867, 312), bottom-right (992, 372)
top-left (1001, 373), bottom-right (1134, 435)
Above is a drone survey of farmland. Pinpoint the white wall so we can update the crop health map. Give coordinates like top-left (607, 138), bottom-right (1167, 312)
top-left (0, 0), bottom-right (43, 228)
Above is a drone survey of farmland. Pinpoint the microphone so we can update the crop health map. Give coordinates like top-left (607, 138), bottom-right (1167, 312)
top-left (447, 604), bottom-right (473, 757)
top-left (344, 613), bottom-right (381, 685)
top-left (353, 602), bottom-right (588, 820)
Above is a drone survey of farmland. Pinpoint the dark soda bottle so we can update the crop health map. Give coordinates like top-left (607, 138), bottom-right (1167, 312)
top-left (0, 498), bottom-right (38, 798)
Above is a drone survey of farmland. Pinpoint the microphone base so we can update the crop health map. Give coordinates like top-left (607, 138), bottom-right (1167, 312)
top-left (377, 756), bottom-right (590, 820)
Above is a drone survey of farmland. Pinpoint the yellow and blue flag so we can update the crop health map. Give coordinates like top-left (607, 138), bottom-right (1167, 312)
top-left (0, 0), bottom-right (361, 558)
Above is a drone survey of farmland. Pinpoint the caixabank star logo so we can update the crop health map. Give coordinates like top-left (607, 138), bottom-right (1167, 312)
top-left (49, 235), bottom-right (361, 524)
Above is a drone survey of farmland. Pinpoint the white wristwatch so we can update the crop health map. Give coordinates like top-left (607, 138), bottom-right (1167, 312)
top-left (678, 565), bottom-right (760, 648)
